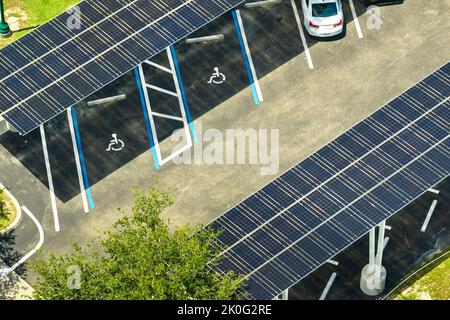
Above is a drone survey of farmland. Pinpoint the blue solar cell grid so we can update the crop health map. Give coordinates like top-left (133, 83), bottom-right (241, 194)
top-left (0, 0), bottom-right (247, 135)
top-left (211, 63), bottom-right (449, 299)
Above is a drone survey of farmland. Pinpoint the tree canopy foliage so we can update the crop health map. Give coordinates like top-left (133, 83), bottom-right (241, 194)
top-left (32, 187), bottom-right (244, 299)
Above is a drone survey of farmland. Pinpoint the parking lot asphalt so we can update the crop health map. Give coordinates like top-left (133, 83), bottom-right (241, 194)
top-left (0, 0), bottom-right (371, 203)
top-left (0, 0), bottom-right (449, 295)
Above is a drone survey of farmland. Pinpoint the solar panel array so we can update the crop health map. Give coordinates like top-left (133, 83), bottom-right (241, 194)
top-left (210, 63), bottom-right (450, 300)
top-left (0, 0), bottom-right (246, 135)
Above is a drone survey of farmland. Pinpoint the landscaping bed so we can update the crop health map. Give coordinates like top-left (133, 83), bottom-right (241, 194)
top-left (0, 188), bottom-right (17, 231)
top-left (0, 0), bottom-right (79, 47)
top-left (395, 249), bottom-right (450, 300)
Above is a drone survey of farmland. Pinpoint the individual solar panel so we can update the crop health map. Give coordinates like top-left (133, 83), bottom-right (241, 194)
top-left (210, 63), bottom-right (450, 300)
top-left (0, 0), bottom-right (247, 135)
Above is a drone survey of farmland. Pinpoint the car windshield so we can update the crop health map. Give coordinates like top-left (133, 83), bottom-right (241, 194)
top-left (312, 3), bottom-right (338, 17)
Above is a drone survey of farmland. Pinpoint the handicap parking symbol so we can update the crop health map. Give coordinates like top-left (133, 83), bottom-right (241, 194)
top-left (106, 133), bottom-right (125, 152)
top-left (207, 67), bottom-right (226, 85)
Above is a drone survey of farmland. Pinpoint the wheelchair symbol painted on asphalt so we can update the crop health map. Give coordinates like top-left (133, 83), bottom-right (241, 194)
top-left (106, 133), bottom-right (125, 152)
top-left (207, 67), bottom-right (226, 85)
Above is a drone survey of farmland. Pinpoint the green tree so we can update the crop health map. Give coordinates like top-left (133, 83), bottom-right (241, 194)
top-left (31, 187), bottom-right (245, 300)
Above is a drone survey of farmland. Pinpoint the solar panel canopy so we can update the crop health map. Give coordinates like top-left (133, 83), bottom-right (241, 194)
top-left (0, 0), bottom-right (246, 135)
top-left (210, 63), bottom-right (450, 300)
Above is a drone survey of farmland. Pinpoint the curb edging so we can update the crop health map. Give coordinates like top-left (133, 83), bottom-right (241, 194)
top-left (0, 183), bottom-right (22, 234)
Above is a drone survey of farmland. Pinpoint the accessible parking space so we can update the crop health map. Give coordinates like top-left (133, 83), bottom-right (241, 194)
top-left (174, 14), bottom-right (252, 117)
top-left (74, 71), bottom-right (152, 193)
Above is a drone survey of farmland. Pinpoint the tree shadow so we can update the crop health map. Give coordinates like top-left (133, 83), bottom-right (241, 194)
top-left (0, 231), bottom-right (27, 300)
top-left (12, 25), bottom-right (39, 34)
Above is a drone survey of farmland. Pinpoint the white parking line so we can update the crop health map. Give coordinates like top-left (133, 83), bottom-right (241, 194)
top-left (234, 9), bottom-right (264, 102)
top-left (164, 46), bottom-right (194, 166)
top-left (421, 200), bottom-right (438, 233)
top-left (137, 64), bottom-right (163, 166)
top-left (290, 0), bottom-right (314, 69)
top-left (143, 60), bottom-right (174, 74)
top-left (0, 206), bottom-right (45, 278)
top-left (146, 84), bottom-right (178, 97)
top-left (349, 0), bottom-right (364, 39)
top-left (136, 47), bottom-right (194, 167)
top-left (383, 236), bottom-right (390, 250)
top-left (67, 108), bottom-right (89, 214)
top-left (151, 111), bottom-right (184, 122)
top-left (319, 272), bottom-right (337, 300)
top-left (40, 125), bottom-right (60, 232)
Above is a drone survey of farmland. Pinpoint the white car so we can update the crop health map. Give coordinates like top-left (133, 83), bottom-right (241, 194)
top-left (301, 0), bottom-right (344, 37)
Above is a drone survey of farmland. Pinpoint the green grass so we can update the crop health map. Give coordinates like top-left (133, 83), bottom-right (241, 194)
top-left (395, 251), bottom-right (450, 300)
top-left (0, 190), bottom-right (16, 230)
top-left (0, 0), bottom-right (79, 47)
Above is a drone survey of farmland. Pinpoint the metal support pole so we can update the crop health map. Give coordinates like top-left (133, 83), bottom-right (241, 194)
top-left (375, 220), bottom-right (386, 278)
top-left (368, 228), bottom-right (376, 272)
top-left (245, 0), bottom-right (282, 8)
top-left (360, 220), bottom-right (387, 296)
top-left (86, 94), bottom-right (127, 107)
top-left (0, 0), bottom-right (12, 38)
top-left (185, 34), bottom-right (224, 44)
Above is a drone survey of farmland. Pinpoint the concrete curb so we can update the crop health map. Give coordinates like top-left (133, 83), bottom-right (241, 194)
top-left (0, 183), bottom-right (22, 234)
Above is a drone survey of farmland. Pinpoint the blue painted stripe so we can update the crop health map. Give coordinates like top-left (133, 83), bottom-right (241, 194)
top-left (232, 10), bottom-right (260, 106)
top-left (170, 45), bottom-right (198, 143)
top-left (71, 107), bottom-right (94, 209)
top-left (134, 67), bottom-right (160, 170)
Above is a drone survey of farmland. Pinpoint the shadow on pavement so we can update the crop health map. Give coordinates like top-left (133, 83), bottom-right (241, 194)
top-left (0, 231), bottom-right (27, 300)
top-left (0, 231), bottom-right (25, 277)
